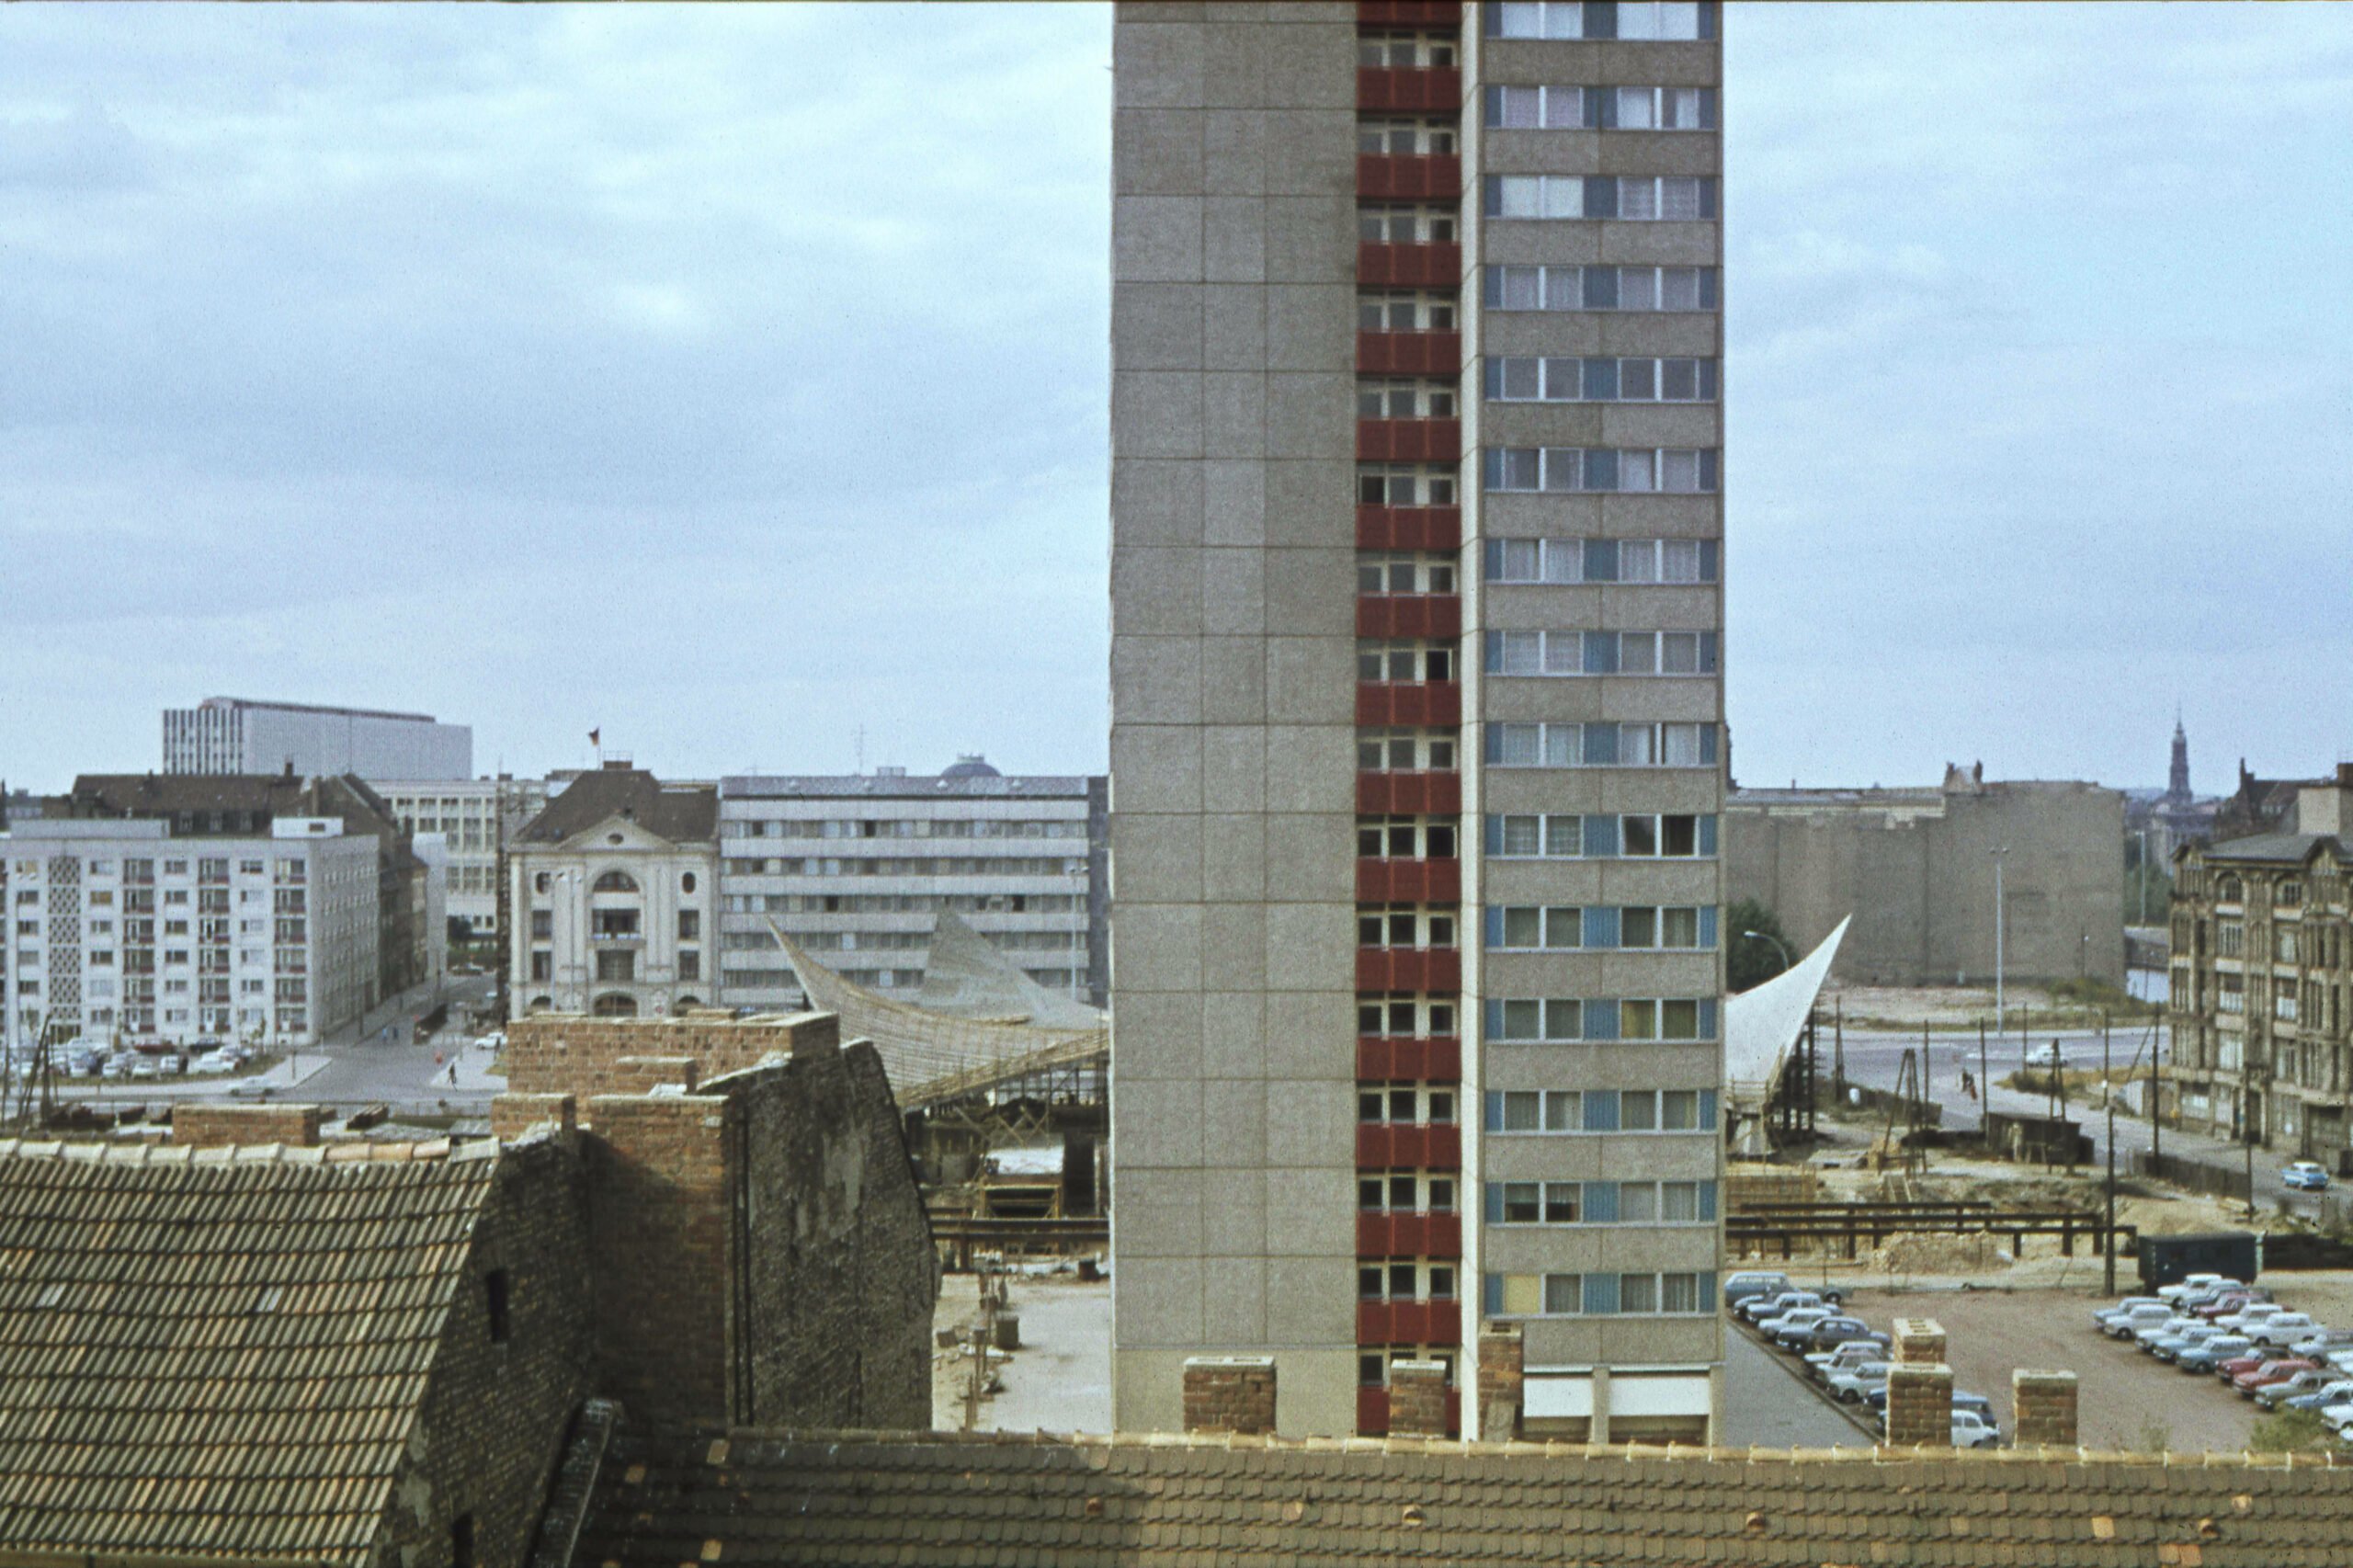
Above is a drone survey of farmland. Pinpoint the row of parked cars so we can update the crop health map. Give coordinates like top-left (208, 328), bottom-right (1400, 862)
top-left (5, 1040), bottom-right (257, 1081)
top-left (2096, 1274), bottom-right (2353, 1437)
top-left (1726, 1269), bottom-right (2002, 1448)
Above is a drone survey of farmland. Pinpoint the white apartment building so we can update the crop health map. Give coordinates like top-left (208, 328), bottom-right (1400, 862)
top-left (715, 758), bottom-right (1109, 1012)
top-left (4, 816), bottom-right (379, 1052)
top-left (163, 697), bottom-right (472, 781)
top-left (506, 767), bottom-right (718, 1019)
top-left (377, 777), bottom-right (554, 941)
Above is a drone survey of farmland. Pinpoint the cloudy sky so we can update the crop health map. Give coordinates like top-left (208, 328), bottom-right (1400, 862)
top-left (3, 4), bottom-right (2347, 794)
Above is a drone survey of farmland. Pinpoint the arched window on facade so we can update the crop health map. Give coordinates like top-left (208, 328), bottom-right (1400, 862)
top-left (593, 870), bottom-right (641, 894)
top-left (591, 993), bottom-right (640, 1017)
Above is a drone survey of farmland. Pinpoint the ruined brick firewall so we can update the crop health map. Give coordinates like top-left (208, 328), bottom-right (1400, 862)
top-left (503, 1013), bottom-right (838, 1115)
top-left (371, 1139), bottom-right (594, 1568)
top-left (172, 1102), bottom-right (324, 1148)
top-left (717, 1039), bottom-right (938, 1431)
top-left (584, 1094), bottom-right (735, 1426)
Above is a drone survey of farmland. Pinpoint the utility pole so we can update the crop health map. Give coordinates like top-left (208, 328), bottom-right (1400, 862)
top-left (1992, 846), bottom-right (2011, 1034)
top-left (1978, 1018), bottom-right (1990, 1128)
top-left (2245, 1085), bottom-right (2257, 1221)
top-left (2104, 1026), bottom-right (2119, 1296)
top-left (2150, 1027), bottom-right (2162, 1167)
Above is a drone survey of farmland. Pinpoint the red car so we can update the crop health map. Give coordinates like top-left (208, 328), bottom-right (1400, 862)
top-left (2198, 1292), bottom-right (2267, 1321)
top-left (2216, 1353), bottom-right (2272, 1382)
top-left (2233, 1358), bottom-right (2318, 1396)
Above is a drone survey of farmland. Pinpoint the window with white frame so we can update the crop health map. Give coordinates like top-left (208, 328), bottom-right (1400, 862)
top-left (1483, 1087), bottom-right (1718, 1133)
top-left (1358, 905), bottom-right (1458, 950)
top-left (1358, 119), bottom-right (1459, 155)
top-left (1358, 555), bottom-right (1458, 595)
top-left (1483, 1179), bottom-right (1716, 1226)
top-left (1359, 205), bottom-right (1458, 244)
top-left (1358, 35), bottom-right (1458, 68)
top-left (1483, 904), bottom-right (1718, 951)
top-left (1358, 816), bottom-right (1460, 859)
top-left (1482, 629), bottom-right (1719, 676)
top-left (1483, 85), bottom-right (1716, 131)
top-left (1357, 729), bottom-right (1459, 771)
top-left (1358, 292), bottom-right (1459, 333)
top-left (1482, 175), bottom-right (1716, 222)
top-left (1358, 640), bottom-right (1456, 683)
top-left (1483, 264), bottom-right (1717, 312)
top-left (1480, 996), bottom-right (1721, 1042)
top-left (1483, 721), bottom-right (1719, 768)
top-left (1483, 356), bottom-right (1718, 403)
top-left (1358, 380), bottom-right (1459, 419)
top-left (1358, 994), bottom-right (1460, 1036)
top-left (1484, 812), bottom-right (1718, 859)
top-left (1484, 538), bottom-right (1716, 585)
top-left (1357, 464), bottom-right (1460, 506)
top-left (1483, 1270), bottom-right (1717, 1320)
top-left (1482, 447), bottom-right (1720, 494)
top-left (1483, 2), bottom-right (1713, 41)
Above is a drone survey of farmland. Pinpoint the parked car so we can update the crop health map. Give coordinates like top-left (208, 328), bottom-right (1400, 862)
top-left (1950, 1409), bottom-right (2003, 1449)
top-left (190, 1051), bottom-right (237, 1075)
top-left (2177, 1335), bottom-right (2255, 1373)
top-left (2249, 1312), bottom-right (2321, 1349)
top-left (2284, 1378), bottom-right (2353, 1414)
top-left (2131, 1314), bottom-right (2202, 1347)
top-left (127, 1056), bottom-right (161, 1080)
top-left (1762, 1308), bottom-right (1836, 1348)
top-left (1740, 1290), bottom-right (1824, 1326)
top-left (1799, 1316), bottom-right (1874, 1353)
top-left (2255, 1368), bottom-right (2338, 1409)
top-left (2289, 1328), bottom-right (2353, 1359)
top-left (1808, 1338), bottom-right (1891, 1381)
top-left (2285, 1161), bottom-right (2331, 1191)
top-left (2104, 1303), bottom-right (2176, 1340)
top-left (2234, 1358), bottom-right (2319, 1396)
top-left (2215, 1302), bottom-right (2288, 1335)
top-left (2093, 1296), bottom-right (2166, 1331)
top-left (2158, 1274), bottom-right (2238, 1304)
top-left (2149, 1323), bottom-right (2227, 1363)
top-left (2196, 1290), bottom-right (2271, 1321)
top-left (1865, 1388), bottom-right (1993, 1421)
top-left (1825, 1361), bottom-right (1893, 1403)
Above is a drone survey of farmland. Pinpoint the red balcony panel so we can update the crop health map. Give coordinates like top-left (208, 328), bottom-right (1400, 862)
top-left (1356, 857), bottom-right (1394, 902)
top-left (1427, 1211), bottom-right (1463, 1259)
top-left (1425, 771), bottom-right (1461, 813)
top-left (1355, 505), bottom-right (1461, 551)
top-left (1425, 857), bottom-right (1461, 903)
top-left (1356, 65), bottom-right (1462, 115)
top-left (1358, 241), bottom-right (1462, 290)
top-left (1355, 592), bottom-right (1462, 641)
top-left (1355, 769), bottom-right (1461, 815)
top-left (1357, 1300), bottom-right (1388, 1343)
top-left (1357, 153), bottom-right (1462, 202)
top-left (1356, 330), bottom-right (1461, 378)
top-left (1356, 1034), bottom-right (1397, 1081)
top-left (1358, 1), bottom-right (1461, 31)
top-left (1355, 1122), bottom-right (1389, 1168)
top-left (1425, 1034), bottom-right (1461, 1082)
top-left (1355, 680), bottom-right (1463, 728)
top-left (1427, 1123), bottom-right (1461, 1170)
top-left (1357, 418), bottom-right (1461, 464)
top-left (1391, 1300), bottom-right (1436, 1345)
top-left (1357, 1211), bottom-right (1389, 1257)
top-left (1357, 1385), bottom-right (1392, 1436)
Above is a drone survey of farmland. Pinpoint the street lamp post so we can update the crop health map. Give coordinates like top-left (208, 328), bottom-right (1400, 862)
top-left (1742, 929), bottom-right (1795, 978)
top-left (1991, 846), bottom-right (2011, 1034)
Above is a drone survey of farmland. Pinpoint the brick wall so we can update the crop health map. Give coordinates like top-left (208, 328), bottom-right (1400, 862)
top-left (1389, 1361), bottom-right (1449, 1437)
top-left (504, 1013), bottom-right (838, 1117)
top-left (1477, 1327), bottom-right (1523, 1442)
top-left (2013, 1369), bottom-right (2079, 1447)
top-left (372, 1138), bottom-right (594, 1568)
top-left (722, 1040), bottom-right (938, 1431)
top-left (172, 1102), bottom-right (323, 1148)
top-left (1182, 1358), bottom-right (1276, 1435)
top-left (1883, 1362), bottom-right (1953, 1448)
top-left (490, 1094), bottom-right (576, 1142)
top-left (584, 1092), bottom-right (735, 1426)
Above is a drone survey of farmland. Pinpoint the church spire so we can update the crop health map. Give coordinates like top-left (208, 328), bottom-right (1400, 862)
top-left (2168, 717), bottom-right (2191, 801)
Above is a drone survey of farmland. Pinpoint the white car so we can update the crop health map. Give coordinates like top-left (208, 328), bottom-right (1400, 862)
top-left (2249, 1313), bottom-right (2320, 1349)
top-left (2105, 1304), bottom-right (2175, 1339)
top-left (2218, 1302), bottom-right (2288, 1335)
top-left (1951, 1409), bottom-right (2002, 1449)
top-left (1759, 1307), bottom-right (1834, 1346)
top-left (2158, 1274), bottom-right (2238, 1304)
top-left (2094, 1296), bottom-right (2166, 1330)
top-left (1826, 1361), bottom-right (1894, 1403)
top-left (190, 1052), bottom-right (238, 1075)
top-left (2131, 1314), bottom-right (2201, 1347)
top-left (2149, 1324), bottom-right (2225, 1362)
top-left (1808, 1339), bottom-right (1888, 1379)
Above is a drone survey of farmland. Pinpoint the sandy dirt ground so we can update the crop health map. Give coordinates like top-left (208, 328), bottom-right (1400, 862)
top-left (931, 1267), bottom-right (1112, 1434)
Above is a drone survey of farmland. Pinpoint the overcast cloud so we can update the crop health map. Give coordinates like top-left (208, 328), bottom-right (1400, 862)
top-left (2, 5), bottom-right (2347, 793)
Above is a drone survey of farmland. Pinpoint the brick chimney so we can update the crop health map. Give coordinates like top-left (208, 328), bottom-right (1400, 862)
top-left (1885, 1362), bottom-right (1953, 1447)
top-left (1892, 1316), bottom-right (1947, 1365)
top-left (1477, 1325), bottom-right (1524, 1441)
top-left (490, 1092), bottom-right (576, 1141)
top-left (2013, 1369), bottom-right (2079, 1447)
top-left (172, 1102), bottom-right (324, 1149)
top-left (1181, 1356), bottom-right (1276, 1436)
top-left (1388, 1359), bottom-right (1449, 1437)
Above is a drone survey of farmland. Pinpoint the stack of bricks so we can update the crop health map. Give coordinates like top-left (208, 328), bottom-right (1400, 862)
top-left (1180, 1357), bottom-right (1276, 1436)
top-left (503, 1013), bottom-right (837, 1115)
top-left (1884, 1317), bottom-right (1952, 1448)
top-left (172, 1102), bottom-right (324, 1148)
top-left (2012, 1369), bottom-right (2079, 1447)
top-left (1388, 1361), bottom-right (1449, 1438)
top-left (1477, 1327), bottom-right (1523, 1442)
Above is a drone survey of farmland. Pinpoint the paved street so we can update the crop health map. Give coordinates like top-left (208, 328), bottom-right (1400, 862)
top-left (1720, 1325), bottom-right (1871, 1448)
top-left (1826, 1020), bottom-right (2325, 1220)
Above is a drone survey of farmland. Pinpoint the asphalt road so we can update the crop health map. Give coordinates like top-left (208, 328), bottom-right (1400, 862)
top-left (1826, 1022), bottom-right (2328, 1221)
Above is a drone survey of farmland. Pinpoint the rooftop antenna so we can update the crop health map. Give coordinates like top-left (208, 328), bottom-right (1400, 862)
top-left (856, 724), bottom-right (866, 777)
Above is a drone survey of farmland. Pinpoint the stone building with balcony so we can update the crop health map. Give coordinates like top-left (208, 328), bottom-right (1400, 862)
top-left (507, 765), bottom-right (718, 1020)
top-left (2168, 767), bottom-right (2353, 1160)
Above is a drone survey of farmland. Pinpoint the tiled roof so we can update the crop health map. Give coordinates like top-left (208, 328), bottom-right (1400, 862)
top-left (517, 770), bottom-right (717, 846)
top-left (0, 1137), bottom-right (504, 1567)
top-left (574, 1427), bottom-right (2353, 1568)
top-left (2199, 831), bottom-right (2347, 865)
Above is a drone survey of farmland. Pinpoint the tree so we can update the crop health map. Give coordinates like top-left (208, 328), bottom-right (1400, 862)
top-left (1727, 899), bottom-right (1795, 994)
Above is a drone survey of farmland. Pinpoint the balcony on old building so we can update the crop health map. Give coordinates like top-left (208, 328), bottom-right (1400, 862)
top-left (1354, 856), bottom-right (1461, 904)
top-left (1357, 240), bottom-right (1461, 290)
top-left (1355, 946), bottom-right (1461, 994)
top-left (1356, 1033), bottom-right (1461, 1083)
top-left (1357, 152), bottom-right (1461, 202)
top-left (1354, 680), bottom-right (1461, 728)
top-left (1357, 63), bottom-right (1462, 115)
top-left (1356, 416), bottom-right (1461, 464)
top-left (1356, 504), bottom-right (1461, 551)
top-left (1356, 328), bottom-right (1462, 378)
top-left (1354, 592), bottom-right (1461, 640)
top-left (1356, 1209), bottom-right (1463, 1260)
top-left (1355, 769), bottom-right (1461, 815)
top-left (1355, 1296), bottom-right (1462, 1347)
top-left (1354, 1119), bottom-right (1462, 1171)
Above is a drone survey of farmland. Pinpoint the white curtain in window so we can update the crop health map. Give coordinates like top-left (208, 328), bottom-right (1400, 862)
top-left (1620, 267), bottom-right (1659, 311)
top-left (1660, 268), bottom-right (1699, 310)
top-left (1661, 539), bottom-right (1702, 582)
top-left (1659, 2), bottom-right (1702, 40)
top-left (1543, 1), bottom-right (1585, 38)
top-left (1497, 2), bottom-right (1543, 38)
top-left (1500, 176), bottom-right (1540, 218)
top-left (1541, 633), bottom-right (1581, 676)
top-left (1540, 540), bottom-right (1582, 584)
top-left (1662, 177), bottom-right (1703, 220)
top-left (1619, 633), bottom-right (1657, 674)
top-left (1545, 726), bottom-right (1580, 767)
top-left (1541, 448), bottom-right (1583, 492)
top-left (1501, 267), bottom-right (1540, 310)
top-left (1620, 178), bottom-right (1658, 220)
top-left (1616, 88), bottom-right (1654, 129)
top-left (1619, 449), bottom-right (1655, 493)
top-left (1542, 266), bottom-right (1581, 309)
top-left (1501, 86), bottom-right (1542, 129)
top-left (1542, 86), bottom-right (1585, 130)
top-left (1661, 724), bottom-right (1701, 767)
top-left (1617, 2), bottom-right (1662, 40)
top-left (1541, 358), bottom-right (1580, 400)
top-left (1620, 542), bottom-right (1660, 584)
top-left (1661, 449), bottom-right (1701, 492)
top-left (1541, 176), bottom-right (1583, 219)
top-left (1621, 724), bottom-right (1659, 766)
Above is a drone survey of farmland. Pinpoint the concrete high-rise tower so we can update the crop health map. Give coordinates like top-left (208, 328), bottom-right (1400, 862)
top-left (1110, 0), bottom-right (1725, 1441)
